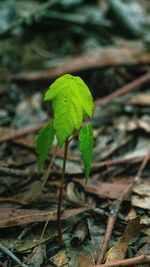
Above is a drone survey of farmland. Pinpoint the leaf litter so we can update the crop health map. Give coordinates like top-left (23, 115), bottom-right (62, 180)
top-left (0, 0), bottom-right (150, 266)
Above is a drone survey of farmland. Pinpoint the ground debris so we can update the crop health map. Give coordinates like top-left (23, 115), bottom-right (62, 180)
top-left (0, 0), bottom-right (150, 266)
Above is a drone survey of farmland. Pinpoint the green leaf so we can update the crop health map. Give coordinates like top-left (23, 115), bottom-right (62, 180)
top-left (79, 124), bottom-right (94, 181)
top-left (44, 74), bottom-right (94, 147)
top-left (35, 121), bottom-right (55, 166)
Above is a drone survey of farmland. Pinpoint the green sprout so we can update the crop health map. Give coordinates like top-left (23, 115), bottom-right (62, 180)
top-left (35, 74), bottom-right (94, 244)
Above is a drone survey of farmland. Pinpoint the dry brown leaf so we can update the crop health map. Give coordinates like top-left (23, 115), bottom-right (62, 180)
top-left (74, 178), bottom-right (150, 211)
top-left (50, 250), bottom-right (69, 267)
top-left (124, 207), bottom-right (137, 221)
top-left (0, 207), bottom-right (91, 228)
top-left (0, 180), bottom-right (48, 205)
top-left (132, 179), bottom-right (150, 210)
top-left (77, 252), bottom-right (94, 267)
top-left (105, 217), bottom-right (143, 263)
top-left (74, 177), bottom-right (131, 200)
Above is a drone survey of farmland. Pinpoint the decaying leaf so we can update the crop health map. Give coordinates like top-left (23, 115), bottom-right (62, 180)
top-left (0, 207), bottom-right (91, 228)
top-left (74, 177), bottom-right (131, 200)
top-left (105, 217), bottom-right (143, 263)
top-left (26, 244), bottom-right (46, 267)
top-left (50, 250), bottom-right (69, 267)
top-left (1, 217), bottom-right (80, 252)
top-left (132, 179), bottom-right (150, 210)
top-left (77, 252), bottom-right (94, 267)
top-left (66, 182), bottom-right (85, 205)
top-left (71, 220), bottom-right (88, 245)
top-left (0, 180), bottom-right (49, 205)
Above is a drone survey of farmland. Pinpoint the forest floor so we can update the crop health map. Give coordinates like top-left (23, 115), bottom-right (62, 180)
top-left (0, 1), bottom-right (150, 266)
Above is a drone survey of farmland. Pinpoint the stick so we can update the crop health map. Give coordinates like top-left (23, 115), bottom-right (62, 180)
top-left (0, 123), bottom-right (43, 144)
top-left (5, 48), bottom-right (150, 81)
top-left (95, 71), bottom-right (150, 106)
top-left (97, 216), bottom-right (115, 264)
top-left (93, 255), bottom-right (150, 267)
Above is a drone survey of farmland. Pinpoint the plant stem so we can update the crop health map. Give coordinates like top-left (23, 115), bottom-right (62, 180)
top-left (57, 138), bottom-right (69, 245)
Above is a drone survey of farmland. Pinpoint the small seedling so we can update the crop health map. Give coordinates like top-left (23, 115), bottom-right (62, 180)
top-left (35, 74), bottom-right (94, 244)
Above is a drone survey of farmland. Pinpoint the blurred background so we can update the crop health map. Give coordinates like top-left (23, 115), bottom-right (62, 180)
top-left (0, 0), bottom-right (150, 129)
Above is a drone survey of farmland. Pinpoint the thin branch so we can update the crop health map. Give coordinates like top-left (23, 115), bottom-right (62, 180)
top-left (93, 255), bottom-right (150, 267)
top-left (96, 216), bottom-right (115, 264)
top-left (0, 123), bottom-right (43, 144)
top-left (95, 71), bottom-right (150, 106)
top-left (6, 48), bottom-right (150, 81)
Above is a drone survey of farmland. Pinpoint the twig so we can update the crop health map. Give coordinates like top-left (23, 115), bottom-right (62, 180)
top-left (5, 48), bottom-right (150, 81)
top-left (93, 255), bottom-right (150, 267)
top-left (96, 216), bottom-right (115, 264)
top-left (0, 243), bottom-right (28, 267)
top-left (95, 71), bottom-right (150, 106)
top-left (96, 152), bottom-right (150, 264)
top-left (0, 123), bottom-right (43, 144)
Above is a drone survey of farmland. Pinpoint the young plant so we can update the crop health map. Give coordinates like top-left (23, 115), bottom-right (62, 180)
top-left (35, 74), bottom-right (94, 244)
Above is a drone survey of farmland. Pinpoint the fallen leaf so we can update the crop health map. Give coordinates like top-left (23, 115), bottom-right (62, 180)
top-left (71, 220), bottom-right (88, 245)
top-left (124, 207), bottom-right (137, 221)
top-left (1, 218), bottom-right (80, 252)
top-left (66, 182), bottom-right (85, 205)
top-left (50, 250), bottom-right (69, 266)
top-left (0, 207), bottom-right (91, 228)
top-left (77, 252), bottom-right (94, 267)
top-left (105, 217), bottom-right (143, 263)
top-left (74, 177), bottom-right (131, 200)
top-left (132, 179), bottom-right (150, 210)
top-left (0, 180), bottom-right (50, 205)
top-left (26, 244), bottom-right (46, 267)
